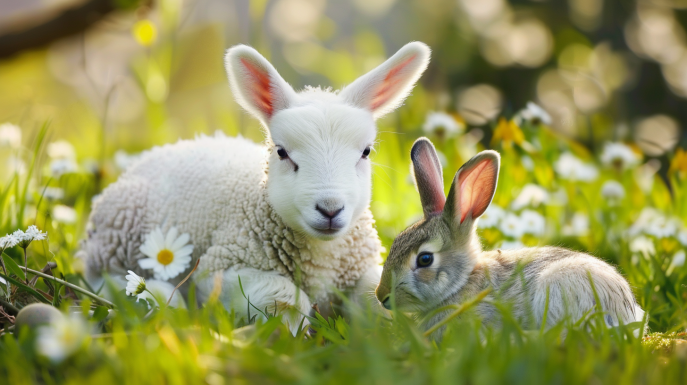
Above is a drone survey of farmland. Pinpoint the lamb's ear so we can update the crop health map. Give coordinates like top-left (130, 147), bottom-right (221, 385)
top-left (340, 42), bottom-right (430, 119)
top-left (225, 45), bottom-right (297, 126)
top-left (443, 151), bottom-right (500, 227)
top-left (411, 138), bottom-right (446, 217)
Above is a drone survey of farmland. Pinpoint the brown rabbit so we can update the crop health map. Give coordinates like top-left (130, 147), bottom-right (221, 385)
top-left (375, 137), bottom-right (645, 338)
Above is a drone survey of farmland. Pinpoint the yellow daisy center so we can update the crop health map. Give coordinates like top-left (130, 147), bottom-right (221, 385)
top-left (157, 249), bottom-right (174, 265)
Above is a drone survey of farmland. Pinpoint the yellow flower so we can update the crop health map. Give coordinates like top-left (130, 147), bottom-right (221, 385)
top-left (132, 20), bottom-right (157, 47)
top-left (670, 148), bottom-right (687, 178)
top-left (491, 118), bottom-right (525, 149)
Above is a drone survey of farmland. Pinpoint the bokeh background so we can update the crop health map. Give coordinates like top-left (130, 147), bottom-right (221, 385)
top-left (1, 1), bottom-right (687, 381)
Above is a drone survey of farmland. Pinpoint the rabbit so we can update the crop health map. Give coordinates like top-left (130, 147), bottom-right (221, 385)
top-left (375, 137), bottom-right (645, 338)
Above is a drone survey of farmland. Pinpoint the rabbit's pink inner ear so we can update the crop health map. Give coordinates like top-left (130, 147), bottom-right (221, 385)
top-left (370, 54), bottom-right (417, 111)
top-left (457, 158), bottom-right (498, 223)
top-left (412, 141), bottom-right (445, 216)
top-left (239, 58), bottom-right (274, 118)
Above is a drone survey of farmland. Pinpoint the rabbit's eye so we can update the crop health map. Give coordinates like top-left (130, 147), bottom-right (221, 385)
top-left (276, 147), bottom-right (289, 160)
top-left (361, 146), bottom-right (371, 159)
top-left (416, 252), bottom-right (434, 268)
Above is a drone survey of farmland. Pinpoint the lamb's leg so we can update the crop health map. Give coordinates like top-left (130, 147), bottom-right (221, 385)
top-left (195, 267), bottom-right (311, 335)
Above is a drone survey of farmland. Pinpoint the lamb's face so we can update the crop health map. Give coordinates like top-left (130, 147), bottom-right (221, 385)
top-left (266, 102), bottom-right (376, 240)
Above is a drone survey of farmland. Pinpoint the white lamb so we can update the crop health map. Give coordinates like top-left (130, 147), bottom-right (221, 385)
top-left (79, 42), bottom-right (431, 332)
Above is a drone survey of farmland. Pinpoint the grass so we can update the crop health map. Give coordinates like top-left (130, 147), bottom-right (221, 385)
top-left (0, 115), bottom-right (686, 384)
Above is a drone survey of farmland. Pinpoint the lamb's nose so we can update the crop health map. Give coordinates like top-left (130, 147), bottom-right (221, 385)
top-left (316, 205), bottom-right (343, 219)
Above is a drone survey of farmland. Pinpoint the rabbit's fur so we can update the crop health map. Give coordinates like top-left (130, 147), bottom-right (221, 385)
top-left (376, 138), bottom-right (645, 337)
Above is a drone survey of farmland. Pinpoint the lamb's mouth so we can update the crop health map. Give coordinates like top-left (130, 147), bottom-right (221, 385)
top-left (312, 227), bottom-right (341, 236)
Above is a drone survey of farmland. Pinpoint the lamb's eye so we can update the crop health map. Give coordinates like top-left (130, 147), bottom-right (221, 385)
top-left (276, 147), bottom-right (288, 160)
top-left (416, 252), bottom-right (434, 268)
top-left (362, 146), bottom-right (371, 158)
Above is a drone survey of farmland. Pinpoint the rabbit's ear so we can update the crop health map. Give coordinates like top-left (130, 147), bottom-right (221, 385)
top-left (340, 42), bottom-right (430, 119)
top-left (444, 150), bottom-right (500, 227)
top-left (411, 138), bottom-right (445, 217)
top-left (225, 45), bottom-right (297, 127)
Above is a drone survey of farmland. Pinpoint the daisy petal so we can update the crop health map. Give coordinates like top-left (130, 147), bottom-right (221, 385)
top-left (170, 232), bottom-right (190, 251)
top-left (138, 258), bottom-right (157, 269)
top-left (164, 227), bottom-right (179, 248)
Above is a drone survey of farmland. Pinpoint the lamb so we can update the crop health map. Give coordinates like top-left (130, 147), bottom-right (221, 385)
top-left (79, 42), bottom-right (431, 332)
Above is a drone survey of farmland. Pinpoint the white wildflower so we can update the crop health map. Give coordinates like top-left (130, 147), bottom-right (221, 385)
top-left (515, 102), bottom-right (552, 125)
top-left (601, 180), bottom-right (625, 200)
top-left (666, 250), bottom-right (685, 276)
top-left (36, 314), bottom-right (88, 363)
top-left (500, 240), bottom-right (526, 250)
top-left (138, 227), bottom-right (193, 281)
top-left (52, 205), bottom-right (77, 224)
top-left (629, 236), bottom-right (655, 259)
top-left (7, 156), bottom-right (27, 175)
top-left (521, 155), bottom-right (535, 171)
top-left (645, 216), bottom-right (679, 239)
top-left (478, 204), bottom-right (505, 229)
top-left (47, 140), bottom-right (76, 160)
top-left (520, 210), bottom-right (546, 236)
top-left (422, 112), bottom-right (464, 139)
top-left (628, 207), bottom-right (662, 237)
top-left (554, 152), bottom-right (599, 182)
top-left (0, 123), bottom-right (22, 148)
top-left (678, 230), bottom-right (687, 246)
top-left (600, 142), bottom-right (640, 170)
top-left (511, 184), bottom-right (549, 210)
top-left (0, 233), bottom-right (19, 250)
top-left (125, 270), bottom-right (147, 296)
top-left (42, 187), bottom-right (64, 201)
top-left (114, 150), bottom-right (141, 171)
top-left (49, 158), bottom-right (78, 178)
top-left (499, 213), bottom-right (525, 239)
top-left (14, 225), bottom-right (47, 248)
top-left (562, 212), bottom-right (590, 237)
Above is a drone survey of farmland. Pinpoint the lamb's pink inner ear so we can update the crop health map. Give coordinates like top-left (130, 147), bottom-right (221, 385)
top-left (240, 58), bottom-right (274, 118)
top-left (370, 54), bottom-right (417, 111)
top-left (457, 158), bottom-right (497, 223)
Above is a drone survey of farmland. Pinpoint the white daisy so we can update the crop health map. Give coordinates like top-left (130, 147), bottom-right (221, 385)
top-left (47, 140), bottom-right (76, 160)
top-left (500, 240), bottom-right (526, 250)
top-left (600, 142), bottom-right (640, 170)
top-left (520, 210), bottom-right (546, 236)
top-left (601, 180), bottom-right (625, 200)
top-left (678, 230), bottom-right (687, 246)
top-left (554, 152), bottom-right (599, 182)
top-left (645, 216), bottom-right (679, 239)
top-left (36, 313), bottom-right (88, 363)
top-left (52, 205), bottom-right (77, 224)
top-left (499, 213), bottom-right (525, 239)
top-left (515, 102), bottom-right (552, 125)
top-left (0, 123), bottom-right (22, 148)
top-left (478, 204), bottom-right (505, 229)
top-left (138, 227), bottom-right (193, 280)
top-left (49, 158), bottom-right (78, 178)
top-left (511, 184), bottom-right (549, 210)
top-left (125, 270), bottom-right (147, 296)
top-left (629, 236), bottom-right (655, 259)
top-left (42, 187), bottom-right (64, 201)
top-left (422, 111), bottom-right (464, 139)
top-left (562, 212), bottom-right (590, 237)
top-left (667, 250), bottom-right (685, 276)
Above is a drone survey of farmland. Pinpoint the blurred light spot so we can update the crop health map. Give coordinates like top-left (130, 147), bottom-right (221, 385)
top-left (132, 20), bottom-right (158, 47)
top-left (624, 5), bottom-right (686, 65)
top-left (269, 0), bottom-right (326, 42)
top-left (146, 72), bottom-right (168, 103)
top-left (458, 0), bottom-right (506, 32)
top-left (635, 115), bottom-right (679, 156)
top-left (456, 84), bottom-right (502, 125)
top-left (569, 0), bottom-right (603, 31)
top-left (352, 0), bottom-right (397, 18)
top-left (482, 19), bottom-right (553, 68)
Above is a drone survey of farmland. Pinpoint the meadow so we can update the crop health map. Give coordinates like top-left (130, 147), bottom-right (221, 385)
top-left (1, 0), bottom-right (687, 383)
